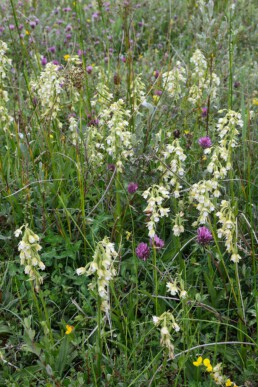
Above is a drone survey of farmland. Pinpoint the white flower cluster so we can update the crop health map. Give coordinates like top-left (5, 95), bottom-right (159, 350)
top-left (153, 311), bottom-right (181, 359)
top-left (0, 40), bottom-right (13, 133)
top-left (189, 179), bottom-right (221, 225)
top-left (92, 70), bottom-right (113, 107)
top-left (162, 61), bottom-right (186, 100)
top-left (86, 125), bottom-right (105, 167)
top-left (131, 74), bottom-right (146, 107)
top-left (216, 200), bottom-right (241, 263)
top-left (15, 225), bottom-right (45, 292)
top-left (166, 278), bottom-right (187, 299)
top-left (76, 237), bottom-right (117, 312)
top-left (207, 110), bottom-right (243, 177)
top-left (30, 62), bottom-right (65, 122)
top-left (188, 49), bottom-right (220, 104)
top-left (172, 212), bottom-right (185, 236)
top-left (100, 98), bottom-right (133, 172)
top-left (68, 115), bottom-right (81, 145)
top-left (142, 185), bottom-right (170, 237)
top-left (158, 139), bottom-right (187, 198)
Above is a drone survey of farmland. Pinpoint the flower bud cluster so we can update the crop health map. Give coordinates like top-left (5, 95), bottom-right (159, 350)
top-left (153, 311), bottom-right (181, 359)
top-left (166, 277), bottom-right (187, 299)
top-left (76, 237), bottom-right (117, 312)
top-left (15, 225), bottom-right (45, 292)
top-left (100, 98), bottom-right (133, 172)
top-left (172, 212), bottom-right (185, 236)
top-left (142, 185), bottom-right (170, 238)
top-left (92, 70), bottom-right (113, 107)
top-left (207, 110), bottom-right (243, 178)
top-left (216, 200), bottom-right (241, 263)
top-left (30, 62), bottom-right (65, 122)
top-left (0, 40), bottom-right (13, 133)
top-left (162, 61), bottom-right (186, 100)
top-left (188, 49), bottom-right (220, 104)
top-left (189, 179), bottom-right (220, 224)
top-left (68, 115), bottom-right (81, 145)
top-left (131, 74), bottom-right (146, 107)
top-left (158, 139), bottom-right (187, 198)
top-left (86, 125), bottom-right (105, 167)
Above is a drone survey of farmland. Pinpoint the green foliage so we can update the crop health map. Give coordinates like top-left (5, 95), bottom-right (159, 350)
top-left (0, 0), bottom-right (257, 386)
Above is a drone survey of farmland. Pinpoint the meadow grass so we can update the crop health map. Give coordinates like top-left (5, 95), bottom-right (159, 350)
top-left (0, 0), bottom-right (257, 386)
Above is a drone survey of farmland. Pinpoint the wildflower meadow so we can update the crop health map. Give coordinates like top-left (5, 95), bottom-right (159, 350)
top-left (0, 0), bottom-right (257, 385)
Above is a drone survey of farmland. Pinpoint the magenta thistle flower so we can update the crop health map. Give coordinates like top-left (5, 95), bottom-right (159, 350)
top-left (198, 136), bottom-right (212, 149)
top-left (150, 235), bottom-right (165, 249)
top-left (197, 227), bottom-right (213, 245)
top-left (136, 243), bottom-right (150, 261)
top-left (128, 182), bottom-right (138, 194)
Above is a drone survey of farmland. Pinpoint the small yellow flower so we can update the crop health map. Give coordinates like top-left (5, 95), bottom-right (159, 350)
top-left (225, 380), bottom-right (233, 386)
top-left (206, 365), bottom-right (213, 372)
top-left (25, 30), bottom-right (30, 35)
top-left (193, 356), bottom-right (203, 367)
top-left (202, 155), bottom-right (207, 161)
top-left (65, 324), bottom-right (74, 335)
top-left (64, 54), bottom-right (70, 61)
top-left (252, 98), bottom-right (258, 106)
top-left (203, 358), bottom-right (211, 367)
top-left (153, 95), bottom-right (160, 103)
top-left (184, 130), bottom-right (190, 135)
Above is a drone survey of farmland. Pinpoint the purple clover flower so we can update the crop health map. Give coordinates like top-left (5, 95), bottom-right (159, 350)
top-left (198, 136), bottom-right (212, 149)
top-left (128, 182), bottom-right (138, 194)
top-left (197, 227), bottom-right (213, 245)
top-left (150, 235), bottom-right (165, 249)
top-left (9, 24), bottom-right (15, 30)
top-left (136, 242), bottom-right (150, 261)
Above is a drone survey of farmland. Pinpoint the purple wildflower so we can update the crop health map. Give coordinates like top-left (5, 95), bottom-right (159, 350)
top-left (197, 227), bottom-right (213, 245)
top-left (86, 65), bottom-right (93, 74)
top-left (9, 24), bottom-right (15, 30)
top-left (198, 136), bottom-right (212, 149)
top-left (107, 164), bottom-right (116, 172)
top-left (201, 107), bottom-right (208, 117)
top-left (128, 182), bottom-right (138, 194)
top-left (48, 46), bottom-right (56, 54)
top-left (154, 70), bottom-right (160, 79)
top-left (136, 242), bottom-right (150, 261)
top-left (41, 57), bottom-right (47, 66)
top-left (150, 235), bottom-right (165, 249)
top-left (29, 21), bottom-right (36, 29)
top-left (154, 90), bottom-right (162, 96)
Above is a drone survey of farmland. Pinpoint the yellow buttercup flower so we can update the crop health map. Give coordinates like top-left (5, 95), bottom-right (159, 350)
top-left (64, 54), bottom-right (70, 61)
top-left (193, 356), bottom-right (203, 366)
top-left (25, 30), bottom-right (30, 35)
top-left (65, 324), bottom-right (74, 335)
top-left (225, 380), bottom-right (233, 386)
top-left (206, 365), bottom-right (213, 372)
